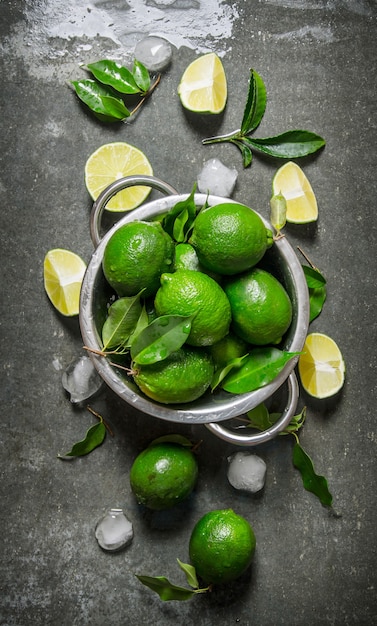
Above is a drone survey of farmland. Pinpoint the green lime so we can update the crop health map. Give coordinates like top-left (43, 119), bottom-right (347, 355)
top-left (130, 442), bottom-right (198, 510)
top-left (133, 345), bottom-right (214, 404)
top-left (189, 509), bottom-right (256, 584)
top-left (223, 268), bottom-right (292, 345)
top-left (210, 333), bottom-right (249, 370)
top-left (102, 221), bottom-right (174, 298)
top-left (189, 203), bottom-right (273, 275)
top-left (174, 243), bottom-right (221, 283)
top-left (154, 269), bottom-right (231, 347)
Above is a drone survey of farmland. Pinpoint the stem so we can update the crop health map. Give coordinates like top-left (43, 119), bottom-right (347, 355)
top-left (297, 246), bottom-right (317, 270)
top-left (86, 405), bottom-right (114, 436)
top-left (126, 73), bottom-right (161, 120)
top-left (202, 128), bottom-right (241, 145)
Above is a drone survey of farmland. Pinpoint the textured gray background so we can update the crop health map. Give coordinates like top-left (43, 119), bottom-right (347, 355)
top-left (1, 1), bottom-right (376, 624)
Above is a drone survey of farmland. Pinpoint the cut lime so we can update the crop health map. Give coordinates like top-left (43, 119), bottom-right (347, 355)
top-left (272, 161), bottom-right (318, 224)
top-left (298, 332), bottom-right (345, 398)
top-left (84, 142), bottom-right (153, 212)
top-left (44, 248), bottom-right (86, 316)
top-left (178, 53), bottom-right (227, 114)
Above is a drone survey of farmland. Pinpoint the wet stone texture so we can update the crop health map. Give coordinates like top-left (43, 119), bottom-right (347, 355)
top-left (1, 1), bottom-right (377, 625)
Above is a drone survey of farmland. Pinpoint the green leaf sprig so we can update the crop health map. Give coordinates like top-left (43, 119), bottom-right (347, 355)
top-left (246, 404), bottom-right (333, 507)
top-left (58, 406), bottom-right (112, 458)
top-left (136, 559), bottom-right (210, 602)
top-left (202, 69), bottom-right (326, 167)
top-left (72, 59), bottom-right (160, 123)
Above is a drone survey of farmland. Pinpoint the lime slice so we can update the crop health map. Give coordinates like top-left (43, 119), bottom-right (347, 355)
top-left (178, 53), bottom-right (227, 114)
top-left (298, 332), bottom-right (345, 398)
top-left (44, 248), bottom-right (86, 316)
top-left (272, 161), bottom-right (318, 224)
top-left (84, 142), bottom-right (153, 212)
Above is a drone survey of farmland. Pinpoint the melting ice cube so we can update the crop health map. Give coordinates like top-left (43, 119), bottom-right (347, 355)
top-left (134, 36), bottom-right (173, 72)
top-left (95, 508), bottom-right (134, 552)
top-left (197, 158), bottom-right (238, 198)
top-left (62, 354), bottom-right (104, 404)
top-left (227, 451), bottom-right (267, 493)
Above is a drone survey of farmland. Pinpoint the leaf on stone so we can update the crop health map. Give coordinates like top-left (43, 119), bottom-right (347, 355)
top-left (222, 348), bottom-right (300, 394)
top-left (130, 315), bottom-right (193, 364)
top-left (302, 265), bottom-right (326, 289)
top-left (58, 421), bottom-right (106, 458)
top-left (135, 575), bottom-right (196, 602)
top-left (177, 560), bottom-right (199, 589)
top-left (86, 59), bottom-right (140, 94)
top-left (293, 441), bottom-right (333, 507)
top-left (102, 294), bottom-right (143, 351)
top-left (240, 68), bottom-right (267, 135)
top-left (245, 130), bottom-right (326, 158)
top-left (132, 59), bottom-right (151, 93)
top-left (72, 79), bottom-right (130, 121)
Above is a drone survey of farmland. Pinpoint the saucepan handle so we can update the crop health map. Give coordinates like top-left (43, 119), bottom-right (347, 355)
top-left (205, 372), bottom-right (299, 446)
top-left (90, 175), bottom-right (179, 247)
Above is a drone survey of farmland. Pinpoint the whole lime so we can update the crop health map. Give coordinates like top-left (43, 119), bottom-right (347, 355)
top-left (102, 221), bottom-right (174, 298)
top-left (133, 345), bottom-right (214, 404)
top-left (210, 333), bottom-right (249, 370)
top-left (189, 509), bottom-right (256, 584)
top-left (189, 203), bottom-right (273, 275)
top-left (224, 268), bottom-right (292, 345)
top-left (130, 442), bottom-right (198, 510)
top-left (154, 269), bottom-right (231, 346)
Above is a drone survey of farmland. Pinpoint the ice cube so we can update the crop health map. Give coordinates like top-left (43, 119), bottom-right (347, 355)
top-left (62, 354), bottom-right (104, 404)
top-left (95, 508), bottom-right (134, 552)
top-left (227, 451), bottom-right (267, 493)
top-left (134, 36), bottom-right (173, 72)
top-left (197, 158), bottom-right (238, 198)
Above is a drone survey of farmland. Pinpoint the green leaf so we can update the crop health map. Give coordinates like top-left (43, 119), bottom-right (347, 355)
top-left (245, 130), bottom-right (326, 159)
top-left (292, 441), bottom-right (333, 507)
top-left (302, 265), bottom-right (326, 288)
top-left (177, 560), bottom-right (199, 589)
top-left (149, 434), bottom-right (194, 448)
top-left (246, 403), bottom-right (272, 430)
top-left (270, 192), bottom-right (287, 232)
top-left (130, 315), bottom-right (193, 364)
top-left (162, 184), bottom-right (197, 242)
top-left (222, 348), bottom-right (300, 394)
top-left (132, 59), bottom-right (151, 93)
top-left (211, 354), bottom-right (249, 391)
top-left (59, 421), bottom-right (106, 458)
top-left (230, 139), bottom-right (253, 167)
top-left (308, 286), bottom-right (327, 322)
top-left (127, 303), bottom-right (150, 345)
top-left (135, 575), bottom-right (196, 601)
top-left (102, 294), bottom-right (143, 351)
top-left (86, 60), bottom-right (140, 94)
top-left (72, 79), bottom-right (130, 121)
top-left (240, 69), bottom-right (267, 135)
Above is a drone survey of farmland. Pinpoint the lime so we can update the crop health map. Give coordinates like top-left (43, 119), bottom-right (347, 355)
top-left (272, 161), bottom-right (318, 224)
top-left (84, 142), bottom-right (153, 212)
top-left (174, 243), bottom-right (221, 282)
top-left (130, 442), bottom-right (198, 510)
top-left (298, 332), bottom-right (345, 398)
top-left (43, 248), bottom-right (86, 316)
top-left (189, 509), bottom-right (256, 584)
top-left (224, 268), bottom-right (292, 345)
top-left (133, 345), bottom-right (214, 404)
top-left (154, 269), bottom-right (231, 346)
top-left (102, 221), bottom-right (174, 298)
top-left (189, 203), bottom-right (273, 275)
top-left (178, 52), bottom-right (227, 114)
top-left (210, 333), bottom-right (249, 370)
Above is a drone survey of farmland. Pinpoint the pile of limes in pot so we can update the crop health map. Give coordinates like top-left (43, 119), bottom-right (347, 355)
top-left (100, 199), bottom-right (293, 404)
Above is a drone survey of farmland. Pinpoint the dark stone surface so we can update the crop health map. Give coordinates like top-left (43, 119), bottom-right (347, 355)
top-left (1, 1), bottom-right (376, 624)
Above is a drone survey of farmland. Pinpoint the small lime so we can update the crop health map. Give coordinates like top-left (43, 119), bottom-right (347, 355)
top-left (189, 509), bottom-right (256, 584)
top-left (224, 268), bottom-right (292, 345)
top-left (210, 333), bottom-right (249, 370)
top-left (130, 442), bottom-right (198, 510)
top-left (154, 269), bottom-right (231, 346)
top-left (190, 203), bottom-right (273, 275)
top-left (133, 345), bottom-right (214, 404)
top-left (102, 221), bottom-right (174, 298)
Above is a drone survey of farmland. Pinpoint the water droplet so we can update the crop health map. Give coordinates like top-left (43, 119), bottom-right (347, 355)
top-left (95, 508), bottom-right (134, 552)
top-left (134, 36), bottom-right (173, 72)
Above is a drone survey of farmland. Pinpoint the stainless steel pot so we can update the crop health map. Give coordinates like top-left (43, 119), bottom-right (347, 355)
top-left (80, 176), bottom-right (309, 446)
